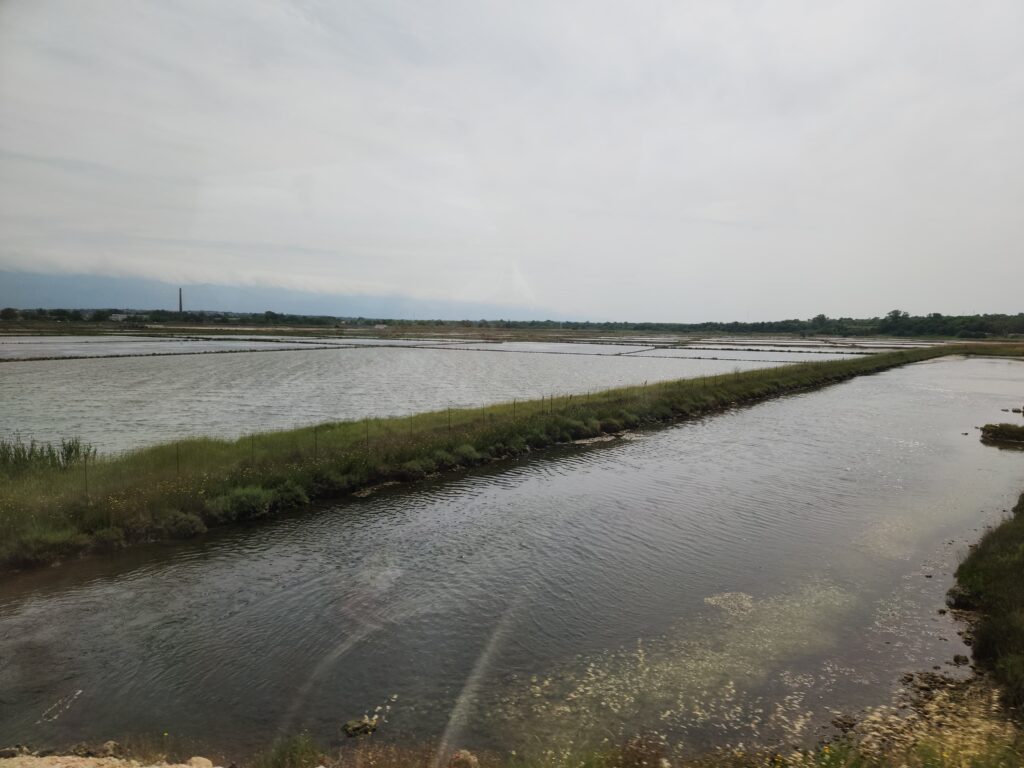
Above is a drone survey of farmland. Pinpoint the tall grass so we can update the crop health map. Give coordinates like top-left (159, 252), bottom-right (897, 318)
top-left (0, 436), bottom-right (96, 473)
top-left (1, 344), bottom-right (1020, 572)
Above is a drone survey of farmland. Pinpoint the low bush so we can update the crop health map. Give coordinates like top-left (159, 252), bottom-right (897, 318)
top-left (271, 480), bottom-right (310, 511)
top-left (453, 443), bottom-right (483, 465)
top-left (160, 510), bottom-right (208, 539)
top-left (205, 486), bottom-right (275, 523)
top-left (90, 527), bottom-right (126, 549)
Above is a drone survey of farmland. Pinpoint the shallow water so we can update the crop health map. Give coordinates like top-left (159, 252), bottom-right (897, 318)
top-left (0, 356), bottom-right (1022, 759)
top-left (0, 342), bottom-right (786, 452)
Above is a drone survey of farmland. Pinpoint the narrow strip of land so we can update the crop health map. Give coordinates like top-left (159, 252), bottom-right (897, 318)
top-left (1, 343), bottom-right (1020, 573)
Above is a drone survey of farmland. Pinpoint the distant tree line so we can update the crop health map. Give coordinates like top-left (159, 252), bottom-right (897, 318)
top-left (2, 306), bottom-right (1023, 338)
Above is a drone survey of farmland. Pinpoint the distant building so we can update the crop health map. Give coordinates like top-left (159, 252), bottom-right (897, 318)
top-left (374, 323), bottom-right (388, 330)
top-left (109, 313), bottom-right (129, 322)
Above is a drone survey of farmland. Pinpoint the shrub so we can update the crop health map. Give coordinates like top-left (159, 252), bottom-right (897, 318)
top-left (432, 449), bottom-right (457, 469)
top-left (272, 480), bottom-right (310, 511)
top-left (394, 458), bottom-right (432, 481)
top-left (161, 510), bottom-right (207, 539)
top-left (507, 436), bottom-right (529, 456)
top-left (310, 469), bottom-right (356, 497)
top-left (453, 443), bottom-right (483, 465)
top-left (205, 486), bottom-right (275, 523)
top-left (91, 527), bottom-right (126, 549)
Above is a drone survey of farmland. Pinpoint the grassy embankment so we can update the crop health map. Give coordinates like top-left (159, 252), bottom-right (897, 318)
top-left (953, 487), bottom-right (1024, 707)
top-left (1, 345), bottom-right (1021, 573)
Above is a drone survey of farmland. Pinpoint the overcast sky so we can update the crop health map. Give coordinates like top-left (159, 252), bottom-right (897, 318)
top-left (1, 1), bottom-right (1022, 321)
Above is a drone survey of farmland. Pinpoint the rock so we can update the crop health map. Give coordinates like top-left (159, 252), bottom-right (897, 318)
top-left (188, 757), bottom-right (214, 768)
top-left (343, 716), bottom-right (377, 737)
top-left (938, 608), bottom-right (947, 615)
top-left (100, 741), bottom-right (121, 758)
top-left (0, 746), bottom-right (30, 759)
top-left (448, 750), bottom-right (479, 768)
top-left (953, 654), bottom-right (970, 666)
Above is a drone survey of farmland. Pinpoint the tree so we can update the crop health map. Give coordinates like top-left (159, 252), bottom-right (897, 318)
top-left (0, 307), bottom-right (17, 320)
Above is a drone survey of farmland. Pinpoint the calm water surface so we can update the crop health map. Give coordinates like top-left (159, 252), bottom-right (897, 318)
top-left (0, 343), bottom-right (787, 451)
top-left (1, 356), bottom-right (1022, 759)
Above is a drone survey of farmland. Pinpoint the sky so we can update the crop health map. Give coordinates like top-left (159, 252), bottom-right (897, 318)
top-left (1, 1), bottom-right (1022, 322)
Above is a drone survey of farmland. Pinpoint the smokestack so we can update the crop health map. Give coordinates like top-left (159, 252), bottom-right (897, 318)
top-left (178, 287), bottom-right (183, 313)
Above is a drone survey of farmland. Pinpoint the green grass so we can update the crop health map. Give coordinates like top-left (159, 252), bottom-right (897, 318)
top-left (1, 344), bottom-right (1021, 573)
top-left (954, 490), bottom-right (1024, 706)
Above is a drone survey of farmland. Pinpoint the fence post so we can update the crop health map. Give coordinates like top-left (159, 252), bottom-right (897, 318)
top-left (314, 425), bottom-right (318, 461)
top-left (176, 444), bottom-right (180, 477)
top-left (83, 452), bottom-right (89, 504)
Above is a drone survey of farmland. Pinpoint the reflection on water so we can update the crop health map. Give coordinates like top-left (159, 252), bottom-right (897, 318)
top-left (0, 357), bottom-right (1022, 759)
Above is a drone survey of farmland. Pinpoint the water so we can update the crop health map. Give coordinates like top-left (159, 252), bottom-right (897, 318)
top-left (0, 342), bottom-right (788, 452)
top-left (0, 356), bottom-right (1022, 759)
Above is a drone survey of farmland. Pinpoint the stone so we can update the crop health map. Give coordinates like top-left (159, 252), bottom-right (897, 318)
top-left (343, 716), bottom-right (377, 737)
top-left (953, 654), bottom-right (970, 666)
top-left (448, 750), bottom-right (479, 768)
top-left (188, 757), bottom-right (214, 768)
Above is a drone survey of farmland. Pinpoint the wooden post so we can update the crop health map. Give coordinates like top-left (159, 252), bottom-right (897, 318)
top-left (250, 434), bottom-right (255, 464)
top-left (365, 419), bottom-right (370, 453)
top-left (83, 452), bottom-right (89, 504)
top-left (313, 425), bottom-right (318, 461)
top-left (176, 444), bottom-right (180, 476)
top-left (513, 398), bottom-right (516, 421)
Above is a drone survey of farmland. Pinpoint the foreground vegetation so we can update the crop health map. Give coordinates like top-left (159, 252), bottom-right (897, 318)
top-left (2, 344), bottom-right (1022, 573)
top-left (954, 489), bottom-right (1024, 707)
top-left (234, 679), bottom-right (1024, 768)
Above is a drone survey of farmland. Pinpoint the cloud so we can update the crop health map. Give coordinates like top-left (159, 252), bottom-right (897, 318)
top-left (1, 0), bottom-right (1023, 321)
